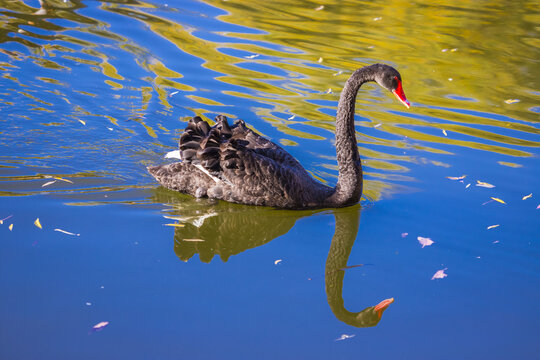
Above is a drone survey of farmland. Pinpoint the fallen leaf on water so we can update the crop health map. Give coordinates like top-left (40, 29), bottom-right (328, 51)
top-left (288, 115), bottom-right (295, 120)
top-left (442, 129), bottom-right (447, 136)
top-left (34, 218), bottom-right (42, 229)
top-left (446, 175), bottom-right (466, 180)
top-left (522, 193), bottom-right (532, 200)
top-left (245, 54), bottom-right (259, 59)
top-left (274, 259), bottom-right (282, 265)
top-left (54, 177), bottom-right (74, 184)
top-left (493, 240), bottom-right (500, 244)
top-left (78, 120), bottom-right (86, 125)
top-left (163, 223), bottom-right (185, 227)
top-left (537, 204), bottom-right (540, 209)
top-left (476, 180), bottom-right (495, 188)
top-left (315, 5), bottom-right (324, 11)
top-left (487, 224), bottom-right (499, 230)
top-left (42, 180), bottom-right (56, 187)
top-left (401, 232), bottom-right (408, 238)
top-left (465, 183), bottom-right (471, 189)
top-left (417, 236), bottom-right (434, 248)
top-left (169, 91), bottom-right (179, 96)
top-left (183, 238), bottom-right (205, 242)
top-left (92, 321), bottom-right (109, 331)
top-left (0, 215), bottom-right (13, 224)
top-left (335, 334), bottom-right (355, 341)
top-left (431, 268), bottom-right (448, 280)
top-left (9, 224), bottom-right (13, 231)
top-left (54, 228), bottom-right (80, 236)
top-left (504, 99), bottom-right (520, 104)
top-left (491, 197), bottom-right (506, 204)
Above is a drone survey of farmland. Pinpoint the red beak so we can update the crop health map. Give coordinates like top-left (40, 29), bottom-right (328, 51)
top-left (374, 297), bottom-right (394, 319)
top-left (392, 78), bottom-right (410, 108)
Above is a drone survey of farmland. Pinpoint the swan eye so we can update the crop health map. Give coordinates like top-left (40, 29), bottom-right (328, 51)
top-left (392, 76), bottom-right (399, 90)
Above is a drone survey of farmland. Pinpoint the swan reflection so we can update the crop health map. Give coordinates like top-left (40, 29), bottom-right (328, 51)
top-left (152, 188), bottom-right (393, 327)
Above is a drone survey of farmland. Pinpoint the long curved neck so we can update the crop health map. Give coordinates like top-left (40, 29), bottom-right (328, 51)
top-left (325, 66), bottom-right (378, 207)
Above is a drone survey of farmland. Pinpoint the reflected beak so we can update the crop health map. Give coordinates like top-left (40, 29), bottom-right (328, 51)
top-left (374, 297), bottom-right (394, 319)
top-left (392, 79), bottom-right (410, 108)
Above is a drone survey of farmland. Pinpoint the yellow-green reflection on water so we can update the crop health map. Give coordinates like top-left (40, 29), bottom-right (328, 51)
top-left (0, 0), bottom-right (538, 202)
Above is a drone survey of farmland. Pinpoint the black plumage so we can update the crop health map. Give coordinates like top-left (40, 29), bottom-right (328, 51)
top-left (148, 64), bottom-right (410, 209)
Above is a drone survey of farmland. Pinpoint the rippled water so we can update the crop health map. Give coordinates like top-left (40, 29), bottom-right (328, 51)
top-left (1, 0), bottom-right (539, 359)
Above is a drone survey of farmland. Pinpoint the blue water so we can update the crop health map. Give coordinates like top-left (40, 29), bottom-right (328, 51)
top-left (1, 0), bottom-right (539, 359)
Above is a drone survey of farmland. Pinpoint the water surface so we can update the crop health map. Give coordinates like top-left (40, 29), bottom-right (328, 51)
top-left (0, 0), bottom-right (539, 359)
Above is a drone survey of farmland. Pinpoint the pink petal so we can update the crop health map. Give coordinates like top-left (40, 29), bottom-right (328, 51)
top-left (431, 268), bottom-right (448, 280)
top-left (417, 236), bottom-right (434, 248)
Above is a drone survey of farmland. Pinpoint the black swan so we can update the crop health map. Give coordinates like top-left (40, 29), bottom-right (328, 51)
top-left (148, 63), bottom-right (410, 209)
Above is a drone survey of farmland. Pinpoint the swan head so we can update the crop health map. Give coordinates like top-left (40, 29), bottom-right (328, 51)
top-left (372, 64), bottom-right (410, 108)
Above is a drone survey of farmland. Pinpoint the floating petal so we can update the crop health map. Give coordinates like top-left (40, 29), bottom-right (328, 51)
top-left (0, 215), bottom-right (13, 224)
top-left (446, 175), bottom-right (466, 180)
top-left (417, 236), bottom-right (434, 248)
top-left (522, 193), bottom-right (532, 200)
top-left (54, 228), bottom-right (80, 236)
top-left (42, 180), bottom-right (56, 187)
top-left (491, 197), bottom-right (506, 204)
top-left (92, 321), bottom-right (109, 330)
top-left (431, 268), bottom-right (448, 280)
top-left (9, 224), bottom-right (13, 231)
top-left (34, 218), bottom-right (42, 229)
top-left (274, 259), bottom-right (282, 265)
top-left (487, 224), bottom-right (499, 230)
top-left (335, 334), bottom-right (355, 341)
top-left (476, 181), bottom-right (495, 188)
top-left (401, 232), bottom-right (408, 238)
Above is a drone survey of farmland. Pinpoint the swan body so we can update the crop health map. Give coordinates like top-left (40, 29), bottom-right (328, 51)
top-left (148, 63), bottom-right (409, 209)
